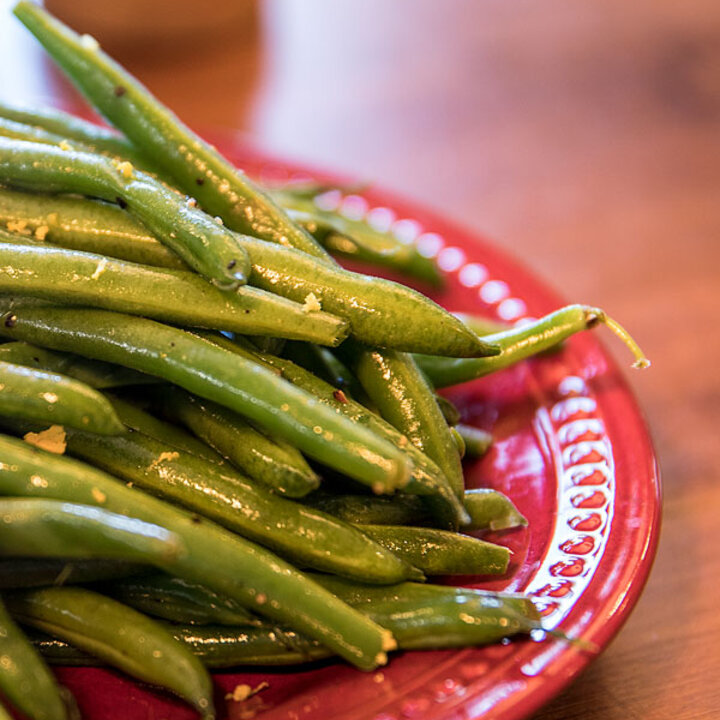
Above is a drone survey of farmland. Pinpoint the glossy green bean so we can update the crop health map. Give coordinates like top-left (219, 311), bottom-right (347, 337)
top-left (435, 394), bottom-right (461, 426)
top-left (0, 558), bottom-right (145, 589)
top-left (0, 359), bottom-right (125, 433)
top-left (0, 595), bottom-right (67, 720)
top-left (0, 498), bottom-right (184, 565)
top-left (0, 241), bottom-right (349, 345)
top-left (0, 101), bottom-right (152, 170)
top-left (213, 339), bottom-right (469, 528)
top-left (0, 116), bottom-right (72, 147)
top-left (417, 305), bottom-right (650, 388)
top-left (463, 488), bottom-right (527, 531)
top-left (58, 426), bottom-right (421, 584)
top-left (0, 341), bottom-right (157, 389)
top-left (0, 188), bottom-right (187, 269)
top-left (6, 586), bottom-right (214, 718)
top-left (358, 525), bottom-right (510, 576)
top-left (154, 387), bottom-right (319, 498)
top-left (100, 574), bottom-right (257, 626)
top-left (0, 137), bottom-right (250, 289)
top-left (109, 395), bottom-right (225, 464)
top-left (271, 188), bottom-right (443, 286)
top-left (0, 433), bottom-right (397, 670)
top-left (456, 424), bottom-right (493, 458)
top-left (352, 348), bottom-right (466, 498)
top-left (13, 1), bottom-right (326, 260)
top-left (0, 303), bottom-right (412, 493)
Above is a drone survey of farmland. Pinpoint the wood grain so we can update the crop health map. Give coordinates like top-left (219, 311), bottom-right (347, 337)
top-left (1, 0), bottom-right (719, 717)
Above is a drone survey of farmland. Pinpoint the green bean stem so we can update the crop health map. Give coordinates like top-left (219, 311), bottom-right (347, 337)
top-left (0, 137), bottom-right (250, 289)
top-left (0, 434), bottom-right (397, 670)
top-left (6, 587), bottom-right (214, 719)
top-left (0, 241), bottom-right (349, 345)
top-left (0, 303), bottom-right (412, 493)
top-left (417, 304), bottom-right (651, 388)
top-left (13, 1), bottom-right (326, 260)
top-left (0, 359), bottom-right (124, 433)
top-left (0, 595), bottom-right (68, 720)
top-left (456, 424), bottom-right (493, 458)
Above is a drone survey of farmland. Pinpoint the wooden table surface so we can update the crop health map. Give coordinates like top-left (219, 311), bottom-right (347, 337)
top-left (1, 1), bottom-right (719, 718)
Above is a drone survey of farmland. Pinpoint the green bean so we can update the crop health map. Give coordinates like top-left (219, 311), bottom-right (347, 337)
top-left (0, 303), bottom-right (412, 493)
top-left (0, 433), bottom-right (397, 670)
top-left (0, 341), bottom-right (157, 389)
top-left (463, 489), bottom-right (527, 531)
top-left (0, 241), bottom-right (349, 345)
top-left (0, 559), bottom-right (145, 589)
top-left (13, 1), bottom-right (327, 260)
top-left (0, 101), bottom-right (153, 170)
top-left (0, 116), bottom-right (72, 147)
top-left (0, 595), bottom-right (67, 720)
top-left (154, 387), bottom-right (320, 498)
top-left (0, 498), bottom-right (184, 565)
top-left (6, 586), bottom-right (214, 718)
top-left (453, 312), bottom-right (510, 336)
top-left (435, 394), bottom-right (461, 426)
top-left (358, 525), bottom-right (510, 576)
top-left (270, 188), bottom-right (443, 286)
top-left (108, 395), bottom-right (225, 464)
top-left (226, 341), bottom-right (469, 528)
top-left (0, 188), bottom-right (187, 269)
top-left (306, 492), bottom-right (426, 526)
top-left (100, 574), bottom-right (257, 626)
top-left (450, 426), bottom-right (465, 458)
top-left (456, 424), bottom-right (493, 458)
top-left (57, 426), bottom-right (422, 584)
top-left (352, 348), bottom-right (466, 498)
top-left (0, 137), bottom-right (250, 289)
top-left (0, 359), bottom-right (124, 434)
top-left (417, 304), bottom-right (650, 388)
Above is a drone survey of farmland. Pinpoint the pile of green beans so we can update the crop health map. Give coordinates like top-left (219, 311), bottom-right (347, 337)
top-left (0, 3), bottom-right (651, 718)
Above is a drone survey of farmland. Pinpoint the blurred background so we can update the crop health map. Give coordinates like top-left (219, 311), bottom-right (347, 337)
top-left (0, 1), bottom-right (718, 718)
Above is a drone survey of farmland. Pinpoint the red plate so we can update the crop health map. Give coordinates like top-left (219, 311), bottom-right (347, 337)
top-left (51, 144), bottom-right (660, 720)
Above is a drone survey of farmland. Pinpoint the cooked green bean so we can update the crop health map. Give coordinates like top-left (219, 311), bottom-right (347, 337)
top-left (417, 304), bottom-right (650, 388)
top-left (154, 387), bottom-right (319, 498)
top-left (463, 488), bottom-right (527, 531)
top-left (0, 115), bottom-right (72, 147)
top-left (6, 586), bottom-right (214, 718)
top-left (0, 359), bottom-right (124, 433)
top-left (0, 303), bottom-right (412, 493)
top-left (0, 595), bottom-right (67, 720)
top-left (109, 395), bottom-right (225, 464)
top-left (13, 1), bottom-right (327, 260)
top-left (453, 312), bottom-right (510, 336)
top-left (100, 574), bottom-right (257, 627)
top-left (352, 348), bottom-right (466, 498)
top-left (0, 241), bottom-right (349, 345)
top-left (0, 558), bottom-right (145, 589)
top-left (0, 341), bottom-right (157, 389)
top-left (0, 101), bottom-right (152, 170)
top-left (0, 433), bottom-right (397, 670)
top-left (270, 187), bottom-right (443, 286)
top-left (306, 492), bottom-right (426, 527)
top-left (435, 394), bottom-right (461, 426)
top-left (0, 188), bottom-right (187, 269)
top-left (358, 525), bottom-right (510, 576)
top-left (456, 424), bottom-right (493, 458)
top-left (0, 498), bottom-right (184, 565)
top-left (0, 137), bottom-right (250, 289)
top-left (58, 426), bottom-right (421, 584)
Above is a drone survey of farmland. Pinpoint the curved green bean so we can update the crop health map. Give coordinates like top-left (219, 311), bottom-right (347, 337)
top-left (0, 558), bottom-right (145, 589)
top-left (0, 303), bottom-right (412, 493)
top-left (0, 498), bottom-right (184, 565)
top-left (0, 596), bottom-right (67, 720)
top-left (0, 433), bottom-right (397, 670)
top-left (0, 137), bottom-right (250, 289)
top-left (417, 305), bottom-right (650, 388)
top-left (359, 525), bottom-right (510, 576)
top-left (59, 426), bottom-right (422, 584)
top-left (0, 241), bottom-right (349, 345)
top-left (6, 586), bottom-right (214, 718)
top-left (0, 188), bottom-right (187, 269)
top-left (154, 387), bottom-right (319, 497)
top-left (0, 359), bottom-right (124, 433)
top-left (13, 1), bottom-right (327, 260)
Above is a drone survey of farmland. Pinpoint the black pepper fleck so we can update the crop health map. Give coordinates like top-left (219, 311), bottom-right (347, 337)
top-left (190, 514), bottom-right (202, 524)
top-left (333, 389), bottom-right (348, 404)
top-left (195, 177), bottom-right (204, 186)
top-left (227, 259), bottom-right (237, 270)
top-left (4, 314), bottom-right (17, 328)
top-left (116, 196), bottom-right (127, 209)
top-left (114, 86), bottom-right (126, 97)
